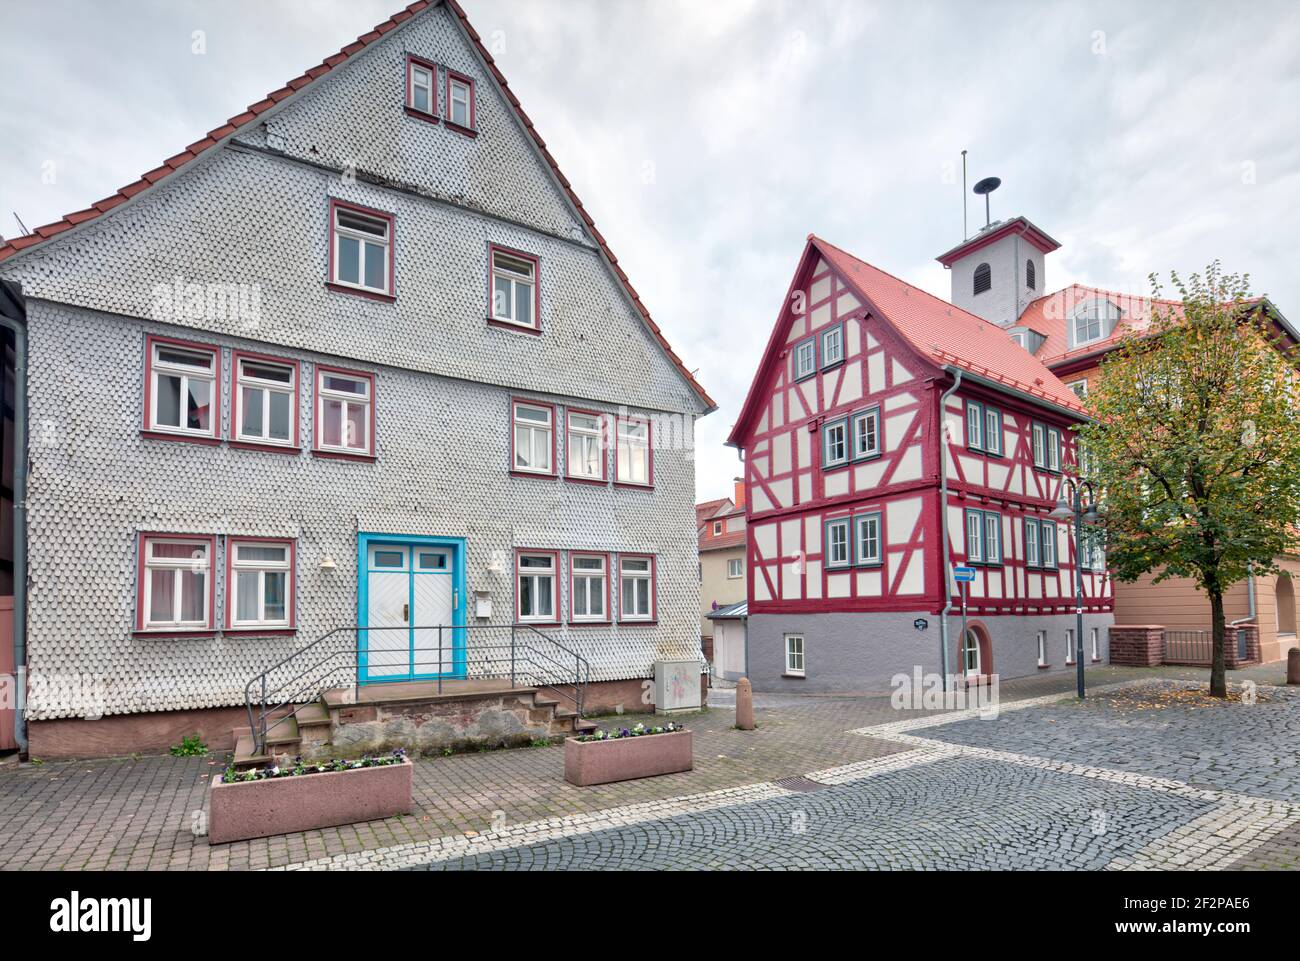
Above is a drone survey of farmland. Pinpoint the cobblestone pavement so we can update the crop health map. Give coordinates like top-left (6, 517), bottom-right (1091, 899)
top-left (1, 663), bottom-right (1296, 871)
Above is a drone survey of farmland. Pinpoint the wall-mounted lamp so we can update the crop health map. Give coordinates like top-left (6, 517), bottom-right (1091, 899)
top-left (319, 554), bottom-right (337, 571)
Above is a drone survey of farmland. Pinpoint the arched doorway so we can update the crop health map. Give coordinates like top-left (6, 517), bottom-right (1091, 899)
top-left (1276, 574), bottom-right (1296, 636)
top-left (960, 623), bottom-right (992, 679)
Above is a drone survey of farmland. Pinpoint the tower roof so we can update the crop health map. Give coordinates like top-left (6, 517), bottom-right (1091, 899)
top-left (935, 216), bottom-right (1061, 268)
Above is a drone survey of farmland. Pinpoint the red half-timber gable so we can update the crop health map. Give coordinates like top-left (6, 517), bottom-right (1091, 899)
top-left (734, 236), bottom-right (1111, 620)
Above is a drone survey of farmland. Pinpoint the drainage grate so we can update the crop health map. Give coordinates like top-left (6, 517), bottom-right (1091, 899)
top-left (773, 775), bottom-right (829, 793)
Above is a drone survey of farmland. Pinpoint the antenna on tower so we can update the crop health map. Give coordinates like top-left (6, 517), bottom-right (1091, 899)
top-left (961, 150), bottom-right (968, 240)
top-left (973, 176), bottom-right (1001, 229)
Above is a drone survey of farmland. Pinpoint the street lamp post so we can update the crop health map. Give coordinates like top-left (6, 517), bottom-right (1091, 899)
top-left (1051, 479), bottom-right (1101, 699)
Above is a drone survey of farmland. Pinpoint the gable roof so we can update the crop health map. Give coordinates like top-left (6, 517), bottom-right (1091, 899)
top-left (1019, 284), bottom-right (1292, 371)
top-left (1019, 284), bottom-right (1186, 367)
top-left (725, 235), bottom-right (1087, 447)
top-left (0, 0), bottom-right (713, 411)
top-left (934, 216), bottom-right (1061, 268)
top-left (700, 528), bottom-right (746, 553)
top-left (695, 498), bottom-right (731, 527)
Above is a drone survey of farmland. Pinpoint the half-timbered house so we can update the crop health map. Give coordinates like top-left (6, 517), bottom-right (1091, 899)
top-left (727, 235), bottom-right (1113, 692)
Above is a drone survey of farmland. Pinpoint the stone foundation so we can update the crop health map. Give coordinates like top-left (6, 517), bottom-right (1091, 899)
top-left (25, 675), bottom-right (708, 760)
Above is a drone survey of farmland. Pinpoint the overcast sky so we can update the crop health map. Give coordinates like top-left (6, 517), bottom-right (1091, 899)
top-left (2, 0), bottom-right (1297, 502)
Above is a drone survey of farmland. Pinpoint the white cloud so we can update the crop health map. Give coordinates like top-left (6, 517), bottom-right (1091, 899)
top-left (2, 0), bottom-right (1297, 505)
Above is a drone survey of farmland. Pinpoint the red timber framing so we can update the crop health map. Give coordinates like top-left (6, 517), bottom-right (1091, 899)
top-left (729, 236), bottom-right (1112, 619)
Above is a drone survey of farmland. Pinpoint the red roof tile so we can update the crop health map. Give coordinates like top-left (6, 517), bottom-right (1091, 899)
top-left (1018, 284), bottom-right (1188, 367)
top-left (699, 529), bottom-right (746, 552)
top-left (0, 0), bottom-right (713, 411)
top-left (811, 236), bottom-right (1088, 415)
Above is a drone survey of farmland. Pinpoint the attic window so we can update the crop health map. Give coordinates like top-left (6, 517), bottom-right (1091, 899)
top-left (973, 263), bottom-right (992, 296)
top-left (329, 201), bottom-right (394, 298)
top-left (446, 70), bottom-right (476, 133)
top-left (406, 56), bottom-right (438, 118)
top-left (489, 246), bottom-right (539, 332)
top-left (1026, 259), bottom-right (1036, 290)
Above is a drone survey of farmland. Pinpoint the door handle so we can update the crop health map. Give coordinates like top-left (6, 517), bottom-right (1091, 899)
top-left (403, 603), bottom-right (409, 622)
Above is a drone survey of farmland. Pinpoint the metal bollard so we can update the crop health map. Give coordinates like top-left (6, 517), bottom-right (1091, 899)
top-left (736, 677), bottom-right (755, 730)
top-left (1288, 648), bottom-right (1300, 685)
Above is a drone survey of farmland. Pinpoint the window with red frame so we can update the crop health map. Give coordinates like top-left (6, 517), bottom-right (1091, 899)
top-left (234, 354), bottom-right (297, 448)
top-left (490, 247), bottom-right (539, 331)
top-left (315, 366), bottom-right (374, 457)
top-left (446, 70), bottom-right (475, 131)
top-left (569, 554), bottom-right (608, 623)
top-left (228, 539), bottom-right (294, 631)
top-left (512, 400), bottom-right (553, 475)
top-left (138, 535), bottom-right (213, 632)
top-left (618, 555), bottom-right (655, 622)
top-left (406, 55), bottom-right (437, 117)
top-left (566, 409), bottom-right (606, 481)
top-left (616, 417), bottom-right (651, 486)
top-left (329, 201), bottom-right (394, 298)
top-left (146, 337), bottom-right (219, 440)
top-left (517, 552), bottom-right (557, 623)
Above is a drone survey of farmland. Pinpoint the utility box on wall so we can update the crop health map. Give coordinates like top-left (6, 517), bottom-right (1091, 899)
top-left (654, 659), bottom-right (702, 714)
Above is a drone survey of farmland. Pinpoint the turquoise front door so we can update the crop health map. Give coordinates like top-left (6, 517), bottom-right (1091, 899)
top-left (359, 536), bottom-right (465, 683)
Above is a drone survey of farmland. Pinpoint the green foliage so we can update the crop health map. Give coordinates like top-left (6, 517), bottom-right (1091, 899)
top-left (1078, 263), bottom-right (1300, 693)
top-left (169, 734), bottom-right (208, 757)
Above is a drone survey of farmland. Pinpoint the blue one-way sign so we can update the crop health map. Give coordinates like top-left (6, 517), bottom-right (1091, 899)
top-left (953, 566), bottom-right (977, 583)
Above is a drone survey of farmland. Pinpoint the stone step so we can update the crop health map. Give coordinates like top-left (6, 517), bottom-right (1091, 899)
top-left (232, 734), bottom-right (273, 770)
top-left (295, 701), bottom-right (331, 730)
top-left (264, 715), bottom-right (301, 747)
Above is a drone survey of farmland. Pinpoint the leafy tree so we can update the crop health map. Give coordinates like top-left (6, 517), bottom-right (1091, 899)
top-left (1078, 263), bottom-right (1300, 697)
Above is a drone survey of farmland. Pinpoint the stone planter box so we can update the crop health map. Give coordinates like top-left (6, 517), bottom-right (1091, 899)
top-left (564, 730), bottom-right (692, 786)
top-left (208, 757), bottom-right (412, 844)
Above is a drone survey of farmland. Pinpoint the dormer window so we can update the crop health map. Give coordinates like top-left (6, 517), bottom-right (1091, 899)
top-left (1071, 298), bottom-right (1121, 348)
top-left (446, 70), bottom-right (476, 133)
top-left (973, 263), bottom-right (991, 295)
top-left (1026, 259), bottom-right (1036, 290)
top-left (1009, 330), bottom-right (1026, 348)
top-left (406, 55), bottom-right (438, 118)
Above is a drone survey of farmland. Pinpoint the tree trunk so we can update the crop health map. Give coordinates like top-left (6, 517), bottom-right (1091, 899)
top-left (1209, 587), bottom-right (1227, 698)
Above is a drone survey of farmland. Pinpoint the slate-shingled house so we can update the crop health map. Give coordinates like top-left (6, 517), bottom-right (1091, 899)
top-left (0, 0), bottom-right (713, 757)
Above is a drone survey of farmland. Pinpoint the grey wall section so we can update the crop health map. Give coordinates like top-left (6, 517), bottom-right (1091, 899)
top-left (18, 301), bottom-right (702, 720)
top-left (747, 611), bottom-right (1114, 694)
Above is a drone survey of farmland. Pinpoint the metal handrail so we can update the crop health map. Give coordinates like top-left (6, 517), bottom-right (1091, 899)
top-left (243, 623), bottom-right (591, 756)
